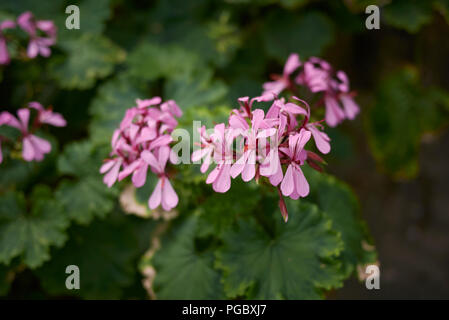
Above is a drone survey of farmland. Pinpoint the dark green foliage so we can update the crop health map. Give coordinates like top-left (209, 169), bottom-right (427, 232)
top-left (2, 0), bottom-right (449, 300)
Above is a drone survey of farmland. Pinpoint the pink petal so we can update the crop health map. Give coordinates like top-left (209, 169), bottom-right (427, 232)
top-left (293, 166), bottom-right (309, 197)
top-left (118, 159), bottom-right (141, 181)
top-left (43, 113), bottom-right (66, 127)
top-left (283, 53), bottom-right (301, 76)
top-left (161, 178), bottom-right (179, 211)
top-left (280, 164), bottom-right (294, 196)
top-left (136, 97), bottom-right (162, 109)
top-left (30, 135), bottom-right (51, 154)
top-left (103, 160), bottom-right (121, 187)
top-left (325, 95), bottom-right (345, 127)
top-left (230, 153), bottom-right (246, 179)
top-left (260, 149), bottom-right (279, 177)
top-left (262, 80), bottom-right (285, 97)
top-left (229, 114), bottom-right (248, 130)
top-left (27, 41), bottom-right (39, 59)
top-left (213, 164), bottom-right (231, 193)
top-left (340, 94), bottom-right (359, 120)
top-left (17, 108), bottom-right (30, 131)
top-left (141, 150), bottom-right (161, 173)
top-left (22, 137), bottom-right (35, 161)
top-left (149, 179), bottom-right (162, 209)
top-left (200, 150), bottom-right (212, 173)
top-left (268, 161), bottom-right (283, 186)
top-left (308, 125), bottom-right (330, 154)
top-left (100, 160), bottom-right (116, 174)
top-left (206, 165), bottom-right (220, 184)
top-left (251, 109), bottom-right (265, 132)
top-left (157, 146), bottom-right (170, 171)
top-left (132, 163), bottom-right (148, 188)
top-left (136, 127), bottom-right (157, 144)
top-left (149, 134), bottom-right (172, 151)
top-left (241, 151), bottom-right (256, 182)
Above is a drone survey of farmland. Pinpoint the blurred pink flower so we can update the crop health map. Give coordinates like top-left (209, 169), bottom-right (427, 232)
top-left (1, 108), bottom-right (51, 161)
top-left (17, 11), bottom-right (56, 59)
top-left (262, 53), bottom-right (301, 98)
top-left (28, 101), bottom-right (66, 127)
top-left (0, 20), bottom-right (16, 65)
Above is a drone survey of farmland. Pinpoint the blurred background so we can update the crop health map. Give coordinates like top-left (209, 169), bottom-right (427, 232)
top-left (1, 0), bottom-right (449, 299)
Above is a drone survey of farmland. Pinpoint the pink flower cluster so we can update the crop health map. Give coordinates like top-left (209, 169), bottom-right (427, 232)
top-left (0, 11), bottom-right (56, 65)
top-left (100, 97), bottom-right (182, 212)
top-left (262, 53), bottom-right (360, 127)
top-left (192, 95), bottom-right (329, 222)
top-left (0, 102), bottom-right (66, 163)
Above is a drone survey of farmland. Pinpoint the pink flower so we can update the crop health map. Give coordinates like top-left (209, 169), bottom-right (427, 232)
top-left (191, 125), bottom-right (215, 173)
top-left (280, 129), bottom-right (311, 200)
top-left (260, 113), bottom-right (287, 186)
top-left (295, 57), bottom-right (360, 127)
top-left (142, 147), bottom-right (179, 211)
top-left (296, 57), bottom-right (332, 93)
top-left (28, 101), bottom-right (66, 127)
top-left (205, 123), bottom-right (236, 193)
top-left (17, 11), bottom-right (57, 59)
top-left (266, 97), bottom-right (308, 132)
top-left (0, 20), bottom-right (16, 65)
top-left (2, 108), bottom-right (51, 161)
top-left (230, 109), bottom-right (277, 182)
top-left (101, 97), bottom-right (182, 212)
top-left (262, 53), bottom-right (301, 98)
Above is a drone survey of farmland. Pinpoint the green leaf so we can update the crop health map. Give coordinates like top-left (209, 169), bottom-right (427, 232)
top-left (57, 140), bottom-right (109, 177)
top-left (195, 180), bottom-right (261, 238)
top-left (384, 0), bottom-right (434, 33)
top-left (262, 11), bottom-right (334, 62)
top-left (55, 177), bottom-right (118, 225)
top-left (164, 69), bottom-right (228, 110)
top-left (150, 216), bottom-right (224, 299)
top-left (89, 75), bottom-right (144, 145)
top-left (0, 187), bottom-right (69, 269)
top-left (216, 201), bottom-right (344, 299)
top-left (49, 34), bottom-right (126, 90)
top-left (126, 42), bottom-right (200, 81)
top-left (366, 67), bottom-right (449, 179)
top-left (305, 168), bottom-right (376, 276)
top-left (35, 212), bottom-right (155, 299)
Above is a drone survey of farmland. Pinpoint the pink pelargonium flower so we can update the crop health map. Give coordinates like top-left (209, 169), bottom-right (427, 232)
top-left (205, 123), bottom-right (237, 193)
top-left (280, 128), bottom-right (311, 200)
top-left (229, 109), bottom-right (277, 182)
top-left (141, 146), bottom-right (179, 211)
top-left (28, 101), bottom-right (66, 127)
top-left (0, 20), bottom-right (16, 65)
top-left (259, 112), bottom-right (287, 186)
top-left (191, 125), bottom-right (216, 173)
top-left (323, 71), bottom-right (360, 127)
top-left (262, 53), bottom-right (301, 98)
top-left (2, 108), bottom-right (51, 161)
top-left (288, 96), bottom-right (331, 155)
top-left (17, 11), bottom-right (57, 59)
top-left (296, 57), bottom-right (332, 93)
top-left (295, 57), bottom-right (360, 127)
